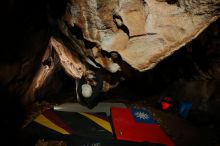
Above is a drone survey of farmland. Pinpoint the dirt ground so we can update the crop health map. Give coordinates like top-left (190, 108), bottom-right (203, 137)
top-left (22, 97), bottom-right (220, 146)
top-left (136, 100), bottom-right (220, 146)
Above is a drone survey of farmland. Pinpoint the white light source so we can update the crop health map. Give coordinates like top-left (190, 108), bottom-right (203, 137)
top-left (81, 84), bottom-right (93, 98)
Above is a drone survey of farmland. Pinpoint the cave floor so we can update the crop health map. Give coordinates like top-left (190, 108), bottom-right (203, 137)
top-left (137, 100), bottom-right (219, 146)
top-left (25, 96), bottom-right (219, 146)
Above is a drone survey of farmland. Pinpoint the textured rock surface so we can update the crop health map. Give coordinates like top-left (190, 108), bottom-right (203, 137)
top-left (0, 0), bottom-right (219, 104)
top-left (63, 0), bottom-right (219, 71)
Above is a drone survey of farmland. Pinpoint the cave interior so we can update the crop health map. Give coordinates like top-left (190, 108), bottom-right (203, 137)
top-left (1, 0), bottom-right (220, 146)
